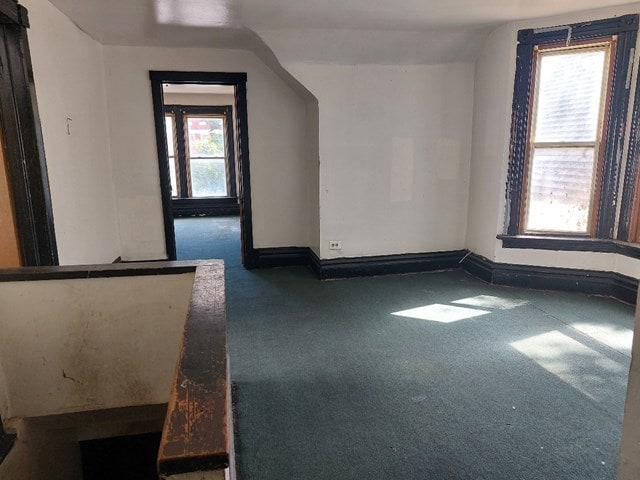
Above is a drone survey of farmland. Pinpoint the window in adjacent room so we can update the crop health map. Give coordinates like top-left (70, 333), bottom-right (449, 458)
top-left (164, 105), bottom-right (236, 200)
top-left (504, 15), bottom-right (638, 240)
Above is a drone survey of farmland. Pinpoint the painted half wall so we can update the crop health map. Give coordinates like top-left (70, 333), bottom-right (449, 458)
top-left (288, 63), bottom-right (474, 259)
top-left (23, 0), bottom-right (121, 265)
top-left (103, 46), bottom-right (314, 260)
top-left (466, 3), bottom-right (640, 278)
top-left (0, 273), bottom-right (194, 419)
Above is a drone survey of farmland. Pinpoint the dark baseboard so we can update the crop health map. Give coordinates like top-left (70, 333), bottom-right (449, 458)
top-left (309, 249), bottom-right (322, 277)
top-left (253, 248), bottom-right (468, 280)
top-left (112, 256), bottom-right (122, 264)
top-left (248, 245), bottom-right (639, 304)
top-left (254, 247), bottom-right (311, 268)
top-left (461, 253), bottom-right (638, 304)
top-left (172, 198), bottom-right (239, 217)
top-left (317, 250), bottom-right (468, 280)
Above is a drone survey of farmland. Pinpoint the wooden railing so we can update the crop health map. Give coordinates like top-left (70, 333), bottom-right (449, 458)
top-left (157, 263), bottom-right (235, 480)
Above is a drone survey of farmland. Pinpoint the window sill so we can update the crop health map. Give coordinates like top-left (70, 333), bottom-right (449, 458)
top-left (497, 234), bottom-right (640, 260)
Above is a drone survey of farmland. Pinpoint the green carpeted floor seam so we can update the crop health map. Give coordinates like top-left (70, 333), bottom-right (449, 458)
top-left (527, 302), bottom-right (632, 359)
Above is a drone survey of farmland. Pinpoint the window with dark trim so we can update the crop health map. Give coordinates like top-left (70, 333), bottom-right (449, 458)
top-left (503, 15), bottom-right (639, 248)
top-left (164, 105), bottom-right (237, 202)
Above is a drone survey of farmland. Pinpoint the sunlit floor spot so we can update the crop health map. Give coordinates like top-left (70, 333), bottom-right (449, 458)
top-left (452, 295), bottom-right (529, 310)
top-left (511, 330), bottom-right (627, 403)
top-left (570, 322), bottom-right (633, 356)
top-left (391, 304), bottom-right (490, 323)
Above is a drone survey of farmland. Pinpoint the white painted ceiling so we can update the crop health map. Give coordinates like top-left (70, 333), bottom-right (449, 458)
top-left (47, 0), bottom-right (640, 63)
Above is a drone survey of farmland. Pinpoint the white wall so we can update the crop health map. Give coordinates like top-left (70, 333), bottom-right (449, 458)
top-left (466, 23), bottom-right (514, 260)
top-left (103, 46), bottom-right (314, 260)
top-left (288, 63), bottom-right (474, 259)
top-left (23, 0), bottom-right (121, 265)
top-left (0, 273), bottom-right (194, 419)
top-left (467, 4), bottom-right (640, 279)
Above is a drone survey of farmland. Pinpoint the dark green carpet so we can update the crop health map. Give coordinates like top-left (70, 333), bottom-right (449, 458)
top-left (174, 216), bottom-right (242, 268)
top-left (173, 218), bottom-right (634, 479)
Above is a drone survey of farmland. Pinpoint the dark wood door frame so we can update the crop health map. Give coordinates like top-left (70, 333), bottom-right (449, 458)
top-left (149, 71), bottom-right (256, 268)
top-left (0, 2), bottom-right (58, 266)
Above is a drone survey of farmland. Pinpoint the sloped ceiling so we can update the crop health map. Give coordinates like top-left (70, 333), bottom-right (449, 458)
top-left (48, 0), bottom-right (639, 63)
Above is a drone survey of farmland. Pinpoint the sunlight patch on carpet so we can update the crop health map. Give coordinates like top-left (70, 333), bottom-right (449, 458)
top-left (391, 304), bottom-right (490, 323)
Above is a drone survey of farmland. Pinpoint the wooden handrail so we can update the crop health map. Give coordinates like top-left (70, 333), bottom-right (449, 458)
top-left (157, 263), bottom-right (234, 479)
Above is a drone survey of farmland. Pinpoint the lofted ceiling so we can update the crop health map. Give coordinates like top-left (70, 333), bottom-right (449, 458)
top-left (47, 0), bottom-right (639, 63)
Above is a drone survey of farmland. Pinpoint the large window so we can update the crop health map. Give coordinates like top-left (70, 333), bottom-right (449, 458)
top-left (164, 105), bottom-right (236, 200)
top-left (524, 42), bottom-right (611, 235)
top-left (504, 15), bottom-right (638, 242)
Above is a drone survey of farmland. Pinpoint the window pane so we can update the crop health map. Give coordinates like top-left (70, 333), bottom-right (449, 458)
top-left (169, 156), bottom-right (178, 197)
top-left (187, 117), bottom-right (225, 157)
top-left (165, 115), bottom-right (175, 157)
top-left (525, 147), bottom-right (595, 233)
top-left (190, 158), bottom-right (228, 197)
top-left (534, 50), bottom-right (606, 143)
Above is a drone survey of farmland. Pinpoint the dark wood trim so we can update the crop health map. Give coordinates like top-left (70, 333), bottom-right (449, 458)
top-left (254, 247), bottom-right (311, 268)
top-left (0, 14), bottom-right (58, 266)
top-left (596, 25), bottom-right (637, 238)
top-left (234, 80), bottom-right (255, 268)
top-left (150, 74), bottom-right (177, 260)
top-left (309, 248), bottom-right (322, 277)
top-left (317, 250), bottom-right (468, 280)
top-left (507, 15), bottom-right (638, 238)
top-left (459, 252), bottom-right (493, 283)
top-left (170, 108), bottom-right (189, 198)
top-left (619, 41), bottom-right (640, 240)
top-left (461, 252), bottom-right (639, 305)
top-left (498, 234), bottom-right (640, 259)
top-left (0, 415), bottom-right (15, 465)
top-left (505, 40), bottom-right (534, 235)
top-left (0, 0), bottom-right (28, 27)
top-left (518, 14), bottom-right (639, 45)
top-left (149, 71), bottom-right (255, 268)
top-left (158, 264), bottom-right (231, 477)
top-left (151, 71), bottom-right (246, 85)
top-left (172, 197), bottom-right (239, 217)
top-left (498, 234), bottom-right (615, 252)
top-left (0, 260), bottom-right (212, 282)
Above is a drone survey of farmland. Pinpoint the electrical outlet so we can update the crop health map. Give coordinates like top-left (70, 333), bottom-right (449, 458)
top-left (329, 240), bottom-right (342, 250)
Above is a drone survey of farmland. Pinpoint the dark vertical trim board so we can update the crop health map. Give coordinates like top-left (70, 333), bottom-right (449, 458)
top-left (596, 22), bottom-right (637, 237)
top-left (149, 74), bottom-right (176, 260)
top-left (618, 46), bottom-right (640, 240)
top-left (0, 4), bottom-right (58, 266)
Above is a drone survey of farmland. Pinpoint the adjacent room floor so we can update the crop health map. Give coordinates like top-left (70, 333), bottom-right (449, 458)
top-left (174, 216), bottom-right (241, 268)
top-left (172, 217), bottom-right (635, 479)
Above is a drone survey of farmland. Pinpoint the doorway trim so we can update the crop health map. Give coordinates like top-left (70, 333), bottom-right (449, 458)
top-left (0, 2), bottom-right (58, 266)
top-left (149, 71), bottom-right (256, 268)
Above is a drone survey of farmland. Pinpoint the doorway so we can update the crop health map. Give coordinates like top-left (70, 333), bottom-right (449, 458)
top-left (150, 71), bottom-right (255, 268)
